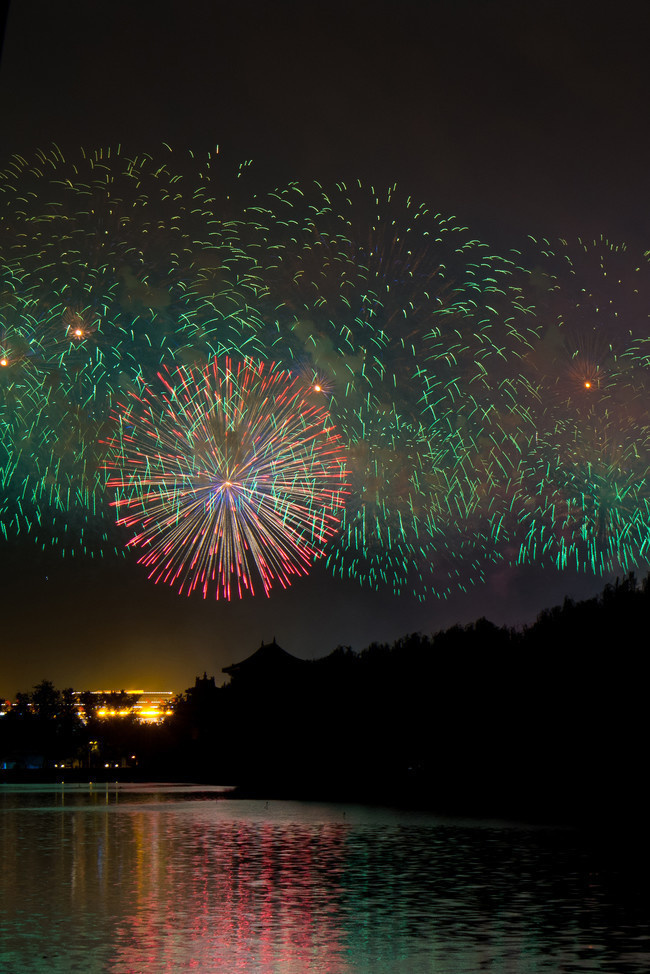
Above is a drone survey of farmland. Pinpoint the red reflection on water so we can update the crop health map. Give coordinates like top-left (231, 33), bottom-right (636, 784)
top-left (107, 811), bottom-right (352, 973)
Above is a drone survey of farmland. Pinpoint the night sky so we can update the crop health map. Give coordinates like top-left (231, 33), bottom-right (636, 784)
top-left (1, 0), bottom-right (650, 697)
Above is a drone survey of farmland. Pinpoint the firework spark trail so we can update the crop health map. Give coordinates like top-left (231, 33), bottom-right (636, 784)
top-left (104, 358), bottom-right (350, 599)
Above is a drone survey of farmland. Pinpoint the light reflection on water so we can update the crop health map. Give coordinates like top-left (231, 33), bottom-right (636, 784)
top-left (1, 785), bottom-right (649, 973)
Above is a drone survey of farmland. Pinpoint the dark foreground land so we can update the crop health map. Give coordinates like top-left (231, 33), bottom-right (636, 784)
top-left (2, 573), bottom-right (648, 832)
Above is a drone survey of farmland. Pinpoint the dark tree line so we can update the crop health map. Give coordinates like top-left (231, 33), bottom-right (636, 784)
top-left (0, 685), bottom-right (163, 769)
top-left (2, 572), bottom-right (648, 823)
top-left (169, 571), bottom-right (649, 822)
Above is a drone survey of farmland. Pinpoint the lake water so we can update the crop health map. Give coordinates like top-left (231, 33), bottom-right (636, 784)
top-left (1, 784), bottom-right (649, 973)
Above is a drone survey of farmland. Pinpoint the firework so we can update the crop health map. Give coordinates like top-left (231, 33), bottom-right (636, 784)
top-left (0, 144), bottom-right (266, 372)
top-left (0, 355), bottom-right (124, 556)
top-left (104, 358), bottom-right (349, 598)
top-left (4, 141), bottom-right (650, 598)
top-left (505, 234), bottom-right (650, 575)
top-left (518, 233), bottom-right (650, 343)
top-left (237, 179), bottom-right (541, 591)
top-left (238, 179), bottom-right (526, 391)
top-left (517, 410), bottom-right (650, 575)
top-left (0, 145), bottom-right (268, 557)
top-left (321, 383), bottom-right (487, 597)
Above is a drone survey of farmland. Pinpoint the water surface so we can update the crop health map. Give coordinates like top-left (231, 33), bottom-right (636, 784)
top-left (1, 784), bottom-right (648, 973)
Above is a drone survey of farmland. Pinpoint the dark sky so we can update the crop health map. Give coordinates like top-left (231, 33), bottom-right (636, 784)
top-left (1, 1), bottom-right (649, 696)
top-left (3, 0), bottom-right (649, 243)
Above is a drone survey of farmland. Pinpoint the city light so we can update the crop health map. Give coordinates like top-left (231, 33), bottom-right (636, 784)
top-left (73, 691), bottom-right (176, 724)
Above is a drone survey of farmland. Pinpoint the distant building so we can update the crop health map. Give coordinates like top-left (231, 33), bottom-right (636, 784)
top-left (184, 673), bottom-right (219, 699)
top-left (73, 690), bottom-right (175, 724)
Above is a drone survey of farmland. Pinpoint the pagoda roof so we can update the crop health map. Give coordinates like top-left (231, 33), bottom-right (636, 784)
top-left (222, 639), bottom-right (308, 678)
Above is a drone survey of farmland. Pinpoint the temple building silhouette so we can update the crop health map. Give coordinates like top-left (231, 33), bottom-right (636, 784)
top-left (222, 639), bottom-right (309, 687)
